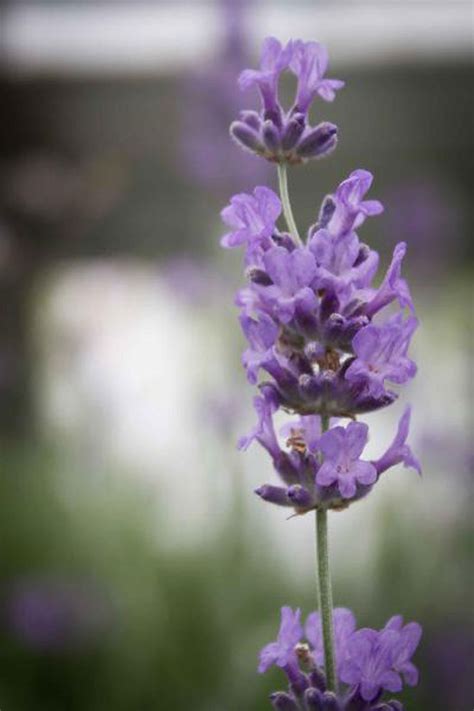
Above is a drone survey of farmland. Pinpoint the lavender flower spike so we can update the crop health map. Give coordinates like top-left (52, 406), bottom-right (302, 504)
top-left (223, 33), bottom-right (423, 709)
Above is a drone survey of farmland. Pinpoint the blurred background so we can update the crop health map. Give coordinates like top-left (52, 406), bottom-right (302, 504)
top-left (0, 1), bottom-right (472, 709)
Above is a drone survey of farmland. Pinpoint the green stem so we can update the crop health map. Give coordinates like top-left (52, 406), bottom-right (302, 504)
top-left (277, 163), bottom-right (302, 245)
top-left (316, 415), bottom-right (338, 693)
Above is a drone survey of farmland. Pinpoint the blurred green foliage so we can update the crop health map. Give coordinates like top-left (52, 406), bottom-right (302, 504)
top-left (0, 442), bottom-right (471, 710)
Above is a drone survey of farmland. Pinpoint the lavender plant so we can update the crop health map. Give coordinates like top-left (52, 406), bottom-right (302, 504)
top-left (220, 38), bottom-right (423, 710)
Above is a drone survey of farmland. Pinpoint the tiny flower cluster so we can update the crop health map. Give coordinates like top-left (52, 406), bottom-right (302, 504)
top-left (221, 169), bottom-right (420, 512)
top-left (260, 607), bottom-right (421, 711)
top-left (231, 38), bottom-right (343, 164)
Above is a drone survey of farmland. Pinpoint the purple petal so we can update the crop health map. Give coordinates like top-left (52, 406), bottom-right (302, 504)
top-left (338, 475), bottom-right (357, 499)
top-left (316, 461), bottom-right (338, 487)
top-left (258, 641), bottom-right (279, 673)
top-left (345, 421), bottom-right (370, 459)
top-left (379, 670), bottom-right (403, 694)
top-left (352, 459), bottom-right (377, 486)
top-left (399, 661), bottom-right (419, 686)
top-left (360, 680), bottom-right (380, 702)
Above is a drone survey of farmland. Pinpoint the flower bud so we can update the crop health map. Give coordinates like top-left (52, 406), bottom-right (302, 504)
top-left (255, 485), bottom-right (291, 507)
top-left (239, 109), bottom-right (261, 131)
top-left (230, 121), bottom-right (264, 153)
top-left (270, 692), bottom-right (299, 711)
top-left (245, 266), bottom-right (273, 286)
top-left (282, 113), bottom-right (306, 151)
top-left (287, 484), bottom-right (313, 509)
top-left (304, 687), bottom-right (324, 710)
top-left (262, 120), bottom-right (281, 153)
top-left (296, 122), bottom-right (338, 159)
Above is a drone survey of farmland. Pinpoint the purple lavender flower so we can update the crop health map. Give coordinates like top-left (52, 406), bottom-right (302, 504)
top-left (383, 616), bottom-right (422, 687)
top-left (6, 577), bottom-right (111, 651)
top-left (238, 391), bottom-right (281, 463)
top-left (290, 41), bottom-right (345, 112)
top-left (242, 394), bottom-right (419, 512)
top-left (231, 37), bottom-right (342, 164)
top-left (260, 607), bottom-right (421, 708)
top-left (240, 312), bottom-right (279, 384)
top-left (226, 169), bottom-right (418, 425)
top-left (258, 246), bottom-right (318, 323)
top-left (305, 608), bottom-right (356, 672)
top-left (220, 186), bottom-right (281, 255)
top-left (239, 37), bottom-right (293, 114)
top-left (316, 422), bottom-right (377, 499)
top-left (325, 169), bottom-right (384, 237)
top-left (374, 406), bottom-right (422, 476)
top-left (270, 692), bottom-right (299, 710)
top-left (259, 606), bottom-right (303, 673)
top-left (340, 628), bottom-right (403, 701)
top-left (364, 243), bottom-right (414, 318)
top-left (345, 314), bottom-right (418, 399)
top-left (340, 618), bottom-right (421, 703)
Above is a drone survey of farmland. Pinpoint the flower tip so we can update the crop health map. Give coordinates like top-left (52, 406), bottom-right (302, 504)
top-left (237, 435), bottom-right (249, 451)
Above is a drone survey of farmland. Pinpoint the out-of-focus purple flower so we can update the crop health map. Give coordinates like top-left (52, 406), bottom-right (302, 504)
top-left (384, 178), bottom-right (462, 271)
top-left (345, 314), bottom-right (418, 399)
top-left (270, 691), bottom-right (299, 710)
top-left (340, 618), bottom-right (421, 702)
top-left (259, 606), bottom-right (303, 673)
top-left (428, 626), bottom-right (474, 708)
top-left (161, 257), bottom-right (231, 306)
top-left (316, 422), bottom-right (377, 499)
top-left (260, 606), bottom-right (421, 707)
top-left (6, 578), bottom-right (111, 651)
top-left (220, 186), bottom-right (281, 257)
top-left (340, 628), bottom-right (403, 701)
top-left (232, 37), bottom-right (341, 164)
top-left (305, 607), bottom-right (356, 672)
top-left (179, 0), bottom-right (270, 192)
top-left (203, 391), bottom-right (244, 441)
top-left (383, 616), bottom-right (422, 686)
top-left (374, 406), bottom-right (421, 476)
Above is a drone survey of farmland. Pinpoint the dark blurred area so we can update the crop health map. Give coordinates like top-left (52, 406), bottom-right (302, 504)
top-left (0, 1), bottom-right (472, 709)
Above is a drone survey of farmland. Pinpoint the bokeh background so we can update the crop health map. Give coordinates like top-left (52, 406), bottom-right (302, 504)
top-left (0, 1), bottom-right (473, 709)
